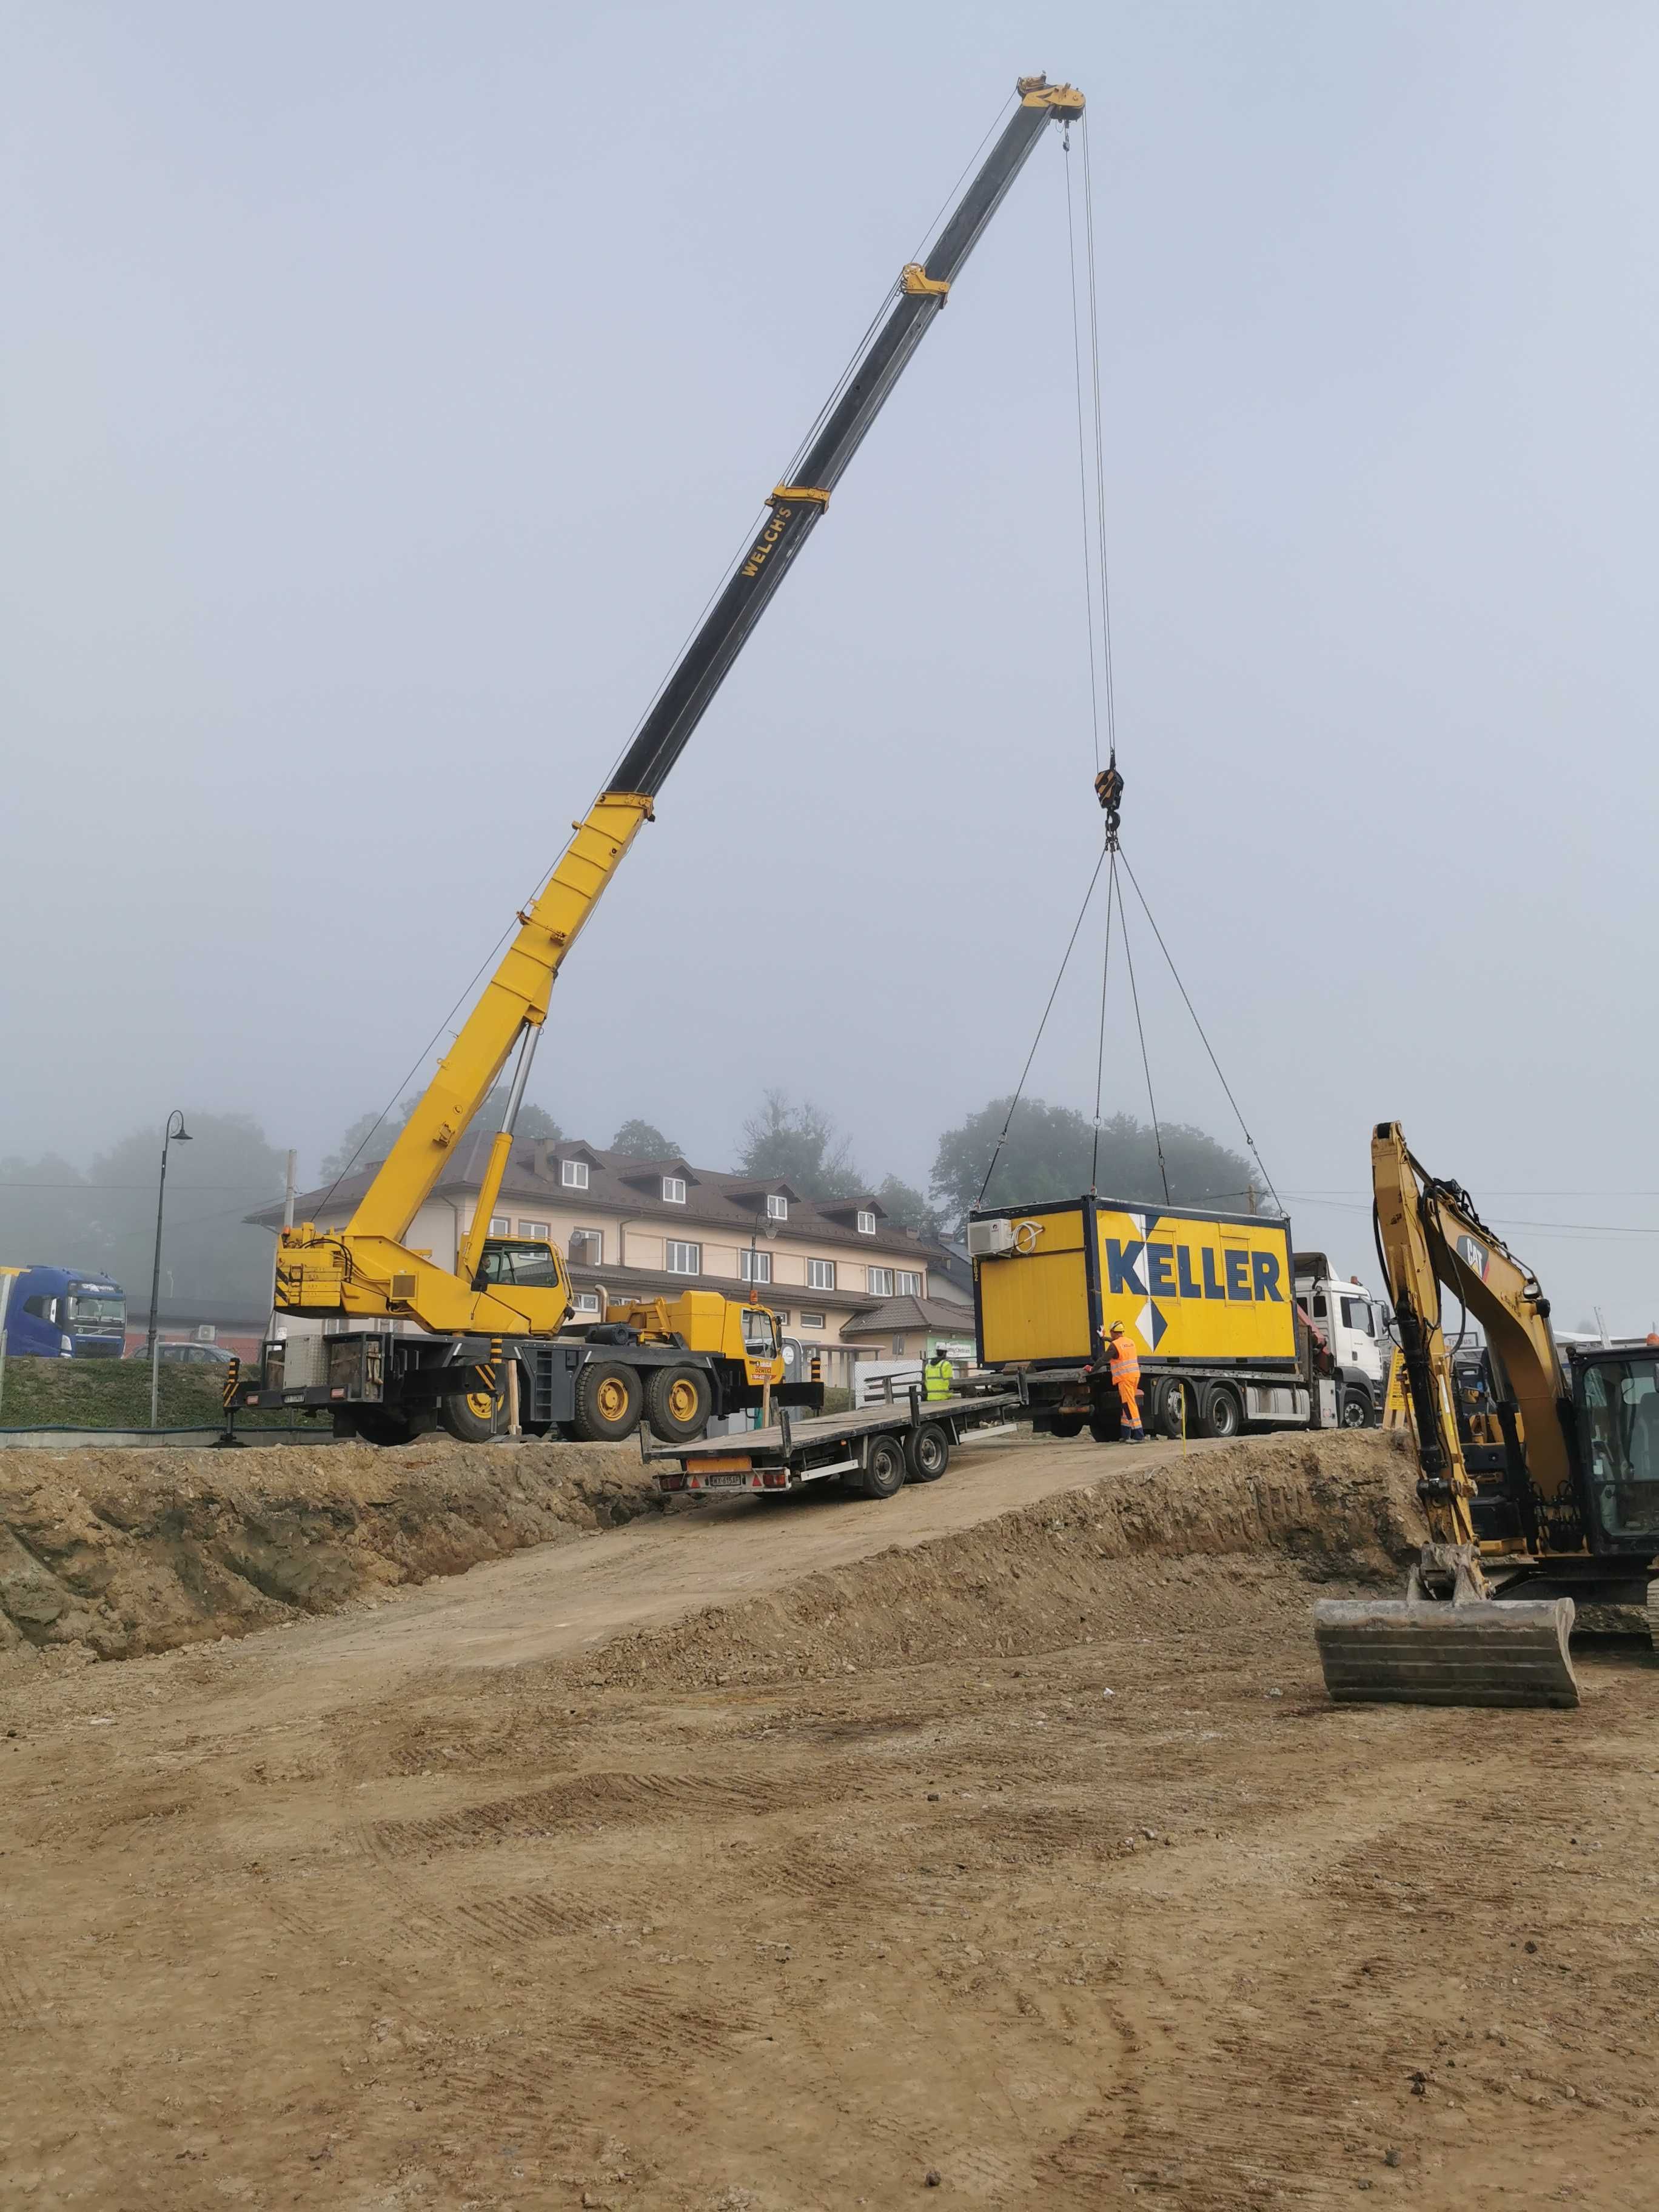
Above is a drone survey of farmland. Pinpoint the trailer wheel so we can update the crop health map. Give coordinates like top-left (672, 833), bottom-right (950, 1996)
top-left (1341, 1387), bottom-right (1372, 1430)
top-left (1201, 1386), bottom-right (1242, 1439)
top-left (906, 1422), bottom-right (950, 1483)
top-left (855, 1434), bottom-right (908, 1501)
top-left (646, 1364), bottom-right (712, 1443)
top-left (571, 1361), bottom-right (643, 1443)
top-left (1050, 1413), bottom-right (1085, 1439)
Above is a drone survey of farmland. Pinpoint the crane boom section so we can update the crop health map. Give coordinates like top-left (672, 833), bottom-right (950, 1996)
top-left (605, 77), bottom-right (1082, 803)
top-left (344, 793), bottom-right (651, 1245)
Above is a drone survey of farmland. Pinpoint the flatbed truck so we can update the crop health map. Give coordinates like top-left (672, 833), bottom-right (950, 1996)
top-left (644, 1376), bottom-right (1025, 1500)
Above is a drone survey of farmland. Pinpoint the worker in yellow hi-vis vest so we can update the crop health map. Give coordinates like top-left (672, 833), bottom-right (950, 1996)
top-left (922, 1349), bottom-right (954, 1403)
top-left (1107, 1322), bottom-right (1147, 1443)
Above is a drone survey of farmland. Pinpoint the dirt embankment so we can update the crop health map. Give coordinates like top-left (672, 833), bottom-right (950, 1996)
top-left (0, 1436), bottom-right (658, 1663)
top-left (581, 1429), bottom-right (1423, 1691)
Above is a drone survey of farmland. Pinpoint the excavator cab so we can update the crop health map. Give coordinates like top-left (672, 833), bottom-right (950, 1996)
top-left (1578, 1351), bottom-right (1659, 1541)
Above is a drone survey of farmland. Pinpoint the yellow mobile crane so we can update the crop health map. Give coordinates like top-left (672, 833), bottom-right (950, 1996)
top-left (1313, 1122), bottom-right (1659, 1707)
top-left (236, 75), bottom-right (1085, 1446)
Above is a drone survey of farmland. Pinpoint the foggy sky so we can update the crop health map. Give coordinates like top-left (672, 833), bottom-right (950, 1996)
top-left (4, 1), bottom-right (1657, 1329)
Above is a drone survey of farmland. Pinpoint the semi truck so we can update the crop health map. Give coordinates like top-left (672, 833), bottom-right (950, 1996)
top-left (0, 1265), bottom-right (127, 1360)
top-left (968, 1196), bottom-right (1384, 1438)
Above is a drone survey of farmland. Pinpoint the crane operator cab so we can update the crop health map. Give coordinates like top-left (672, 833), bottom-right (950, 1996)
top-left (740, 1302), bottom-right (782, 1373)
top-left (472, 1238), bottom-right (565, 1294)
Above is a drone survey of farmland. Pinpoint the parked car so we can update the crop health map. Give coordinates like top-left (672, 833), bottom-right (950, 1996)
top-left (153, 1341), bottom-right (238, 1367)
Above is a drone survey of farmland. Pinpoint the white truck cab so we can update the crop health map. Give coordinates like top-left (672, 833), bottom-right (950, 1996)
top-left (1293, 1252), bottom-right (1389, 1427)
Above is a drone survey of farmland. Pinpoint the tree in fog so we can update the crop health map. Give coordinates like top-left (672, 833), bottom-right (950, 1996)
top-left (87, 1113), bottom-right (287, 1313)
top-left (930, 1097), bottom-right (1253, 1228)
top-left (610, 1118), bottom-right (682, 1159)
top-left (0, 1154), bottom-right (93, 1267)
top-left (873, 1173), bottom-right (945, 1243)
top-left (737, 1091), bottom-right (864, 1201)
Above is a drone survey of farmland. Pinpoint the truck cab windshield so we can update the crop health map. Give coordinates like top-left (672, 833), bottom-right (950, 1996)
top-left (1579, 1356), bottom-right (1659, 1537)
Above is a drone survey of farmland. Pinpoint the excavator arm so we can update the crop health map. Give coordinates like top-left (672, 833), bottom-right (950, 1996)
top-left (1312, 1122), bottom-right (1580, 1709)
top-left (276, 76), bottom-right (1084, 1339)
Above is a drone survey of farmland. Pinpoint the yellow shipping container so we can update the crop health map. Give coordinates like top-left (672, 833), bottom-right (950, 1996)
top-left (974, 1198), bottom-right (1298, 1371)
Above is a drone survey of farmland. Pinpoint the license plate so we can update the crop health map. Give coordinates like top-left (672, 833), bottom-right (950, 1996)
top-left (700, 1472), bottom-right (754, 1489)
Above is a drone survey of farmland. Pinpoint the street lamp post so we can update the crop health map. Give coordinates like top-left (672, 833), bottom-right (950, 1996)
top-left (147, 1111), bottom-right (192, 1429)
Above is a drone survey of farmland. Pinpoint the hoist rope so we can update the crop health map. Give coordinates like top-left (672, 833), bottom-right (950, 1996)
top-left (974, 843), bottom-right (1109, 1209)
top-left (1088, 854), bottom-right (1119, 1190)
top-left (1116, 856), bottom-right (1172, 1205)
top-left (1063, 115), bottom-right (1120, 773)
top-left (1116, 844), bottom-right (1282, 1213)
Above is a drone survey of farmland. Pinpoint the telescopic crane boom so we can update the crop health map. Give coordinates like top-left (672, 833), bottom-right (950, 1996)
top-left (276, 75), bottom-right (1084, 1342)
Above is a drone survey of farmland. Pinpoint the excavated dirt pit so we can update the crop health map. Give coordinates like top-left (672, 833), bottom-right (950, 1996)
top-left (0, 1436), bottom-right (660, 1662)
top-left (4, 1427), bottom-right (1657, 2211)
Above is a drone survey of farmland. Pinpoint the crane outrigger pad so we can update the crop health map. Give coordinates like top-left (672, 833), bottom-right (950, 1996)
top-left (1312, 1594), bottom-right (1578, 1708)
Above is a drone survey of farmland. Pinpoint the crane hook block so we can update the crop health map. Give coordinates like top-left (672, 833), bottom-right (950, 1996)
top-left (900, 264), bottom-right (950, 301)
top-left (1094, 763), bottom-right (1124, 846)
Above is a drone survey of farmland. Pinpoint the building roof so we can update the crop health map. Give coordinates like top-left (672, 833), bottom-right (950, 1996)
top-left (839, 1296), bottom-right (979, 1341)
top-left (252, 1134), bottom-right (953, 1262)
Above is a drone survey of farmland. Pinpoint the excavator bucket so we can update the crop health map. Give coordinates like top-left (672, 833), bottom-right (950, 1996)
top-left (1312, 1593), bottom-right (1579, 1708)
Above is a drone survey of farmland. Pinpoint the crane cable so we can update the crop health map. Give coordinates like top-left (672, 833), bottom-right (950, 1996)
top-left (978, 107), bottom-right (1281, 1220)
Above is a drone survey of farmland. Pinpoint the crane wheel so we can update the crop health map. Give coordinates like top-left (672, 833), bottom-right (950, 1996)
top-left (440, 1384), bottom-right (504, 1443)
top-left (646, 1365), bottom-right (712, 1443)
top-left (571, 1361), bottom-right (643, 1442)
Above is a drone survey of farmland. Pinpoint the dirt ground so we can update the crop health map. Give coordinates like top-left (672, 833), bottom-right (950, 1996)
top-left (3, 1426), bottom-right (1657, 2210)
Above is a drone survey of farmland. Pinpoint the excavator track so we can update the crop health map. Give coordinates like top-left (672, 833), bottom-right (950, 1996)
top-left (1312, 1592), bottom-right (1578, 1708)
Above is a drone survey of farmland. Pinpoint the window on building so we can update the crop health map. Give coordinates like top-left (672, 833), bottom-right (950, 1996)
top-left (488, 1216), bottom-right (511, 1237)
top-left (663, 1176), bottom-right (686, 1204)
top-left (518, 1219), bottom-right (551, 1241)
top-left (665, 1239), bottom-right (701, 1275)
top-left (856, 1210), bottom-right (876, 1235)
top-left (867, 1267), bottom-right (894, 1296)
top-left (561, 1159), bottom-right (589, 1190)
top-left (807, 1258), bottom-right (836, 1291)
top-left (896, 1270), bottom-right (922, 1296)
top-left (766, 1193), bottom-right (788, 1221)
top-left (800, 1310), bottom-right (826, 1329)
top-left (569, 1228), bottom-right (603, 1266)
top-left (892, 1335), bottom-right (907, 1356)
top-left (739, 1248), bottom-right (772, 1284)
top-left (572, 1290), bottom-right (602, 1315)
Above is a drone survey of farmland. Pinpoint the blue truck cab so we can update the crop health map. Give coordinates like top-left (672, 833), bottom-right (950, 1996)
top-left (1, 1266), bottom-right (127, 1358)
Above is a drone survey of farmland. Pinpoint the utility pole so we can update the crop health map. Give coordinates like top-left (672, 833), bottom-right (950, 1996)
top-left (267, 1150), bottom-right (297, 1347)
top-left (147, 1111), bottom-right (192, 1429)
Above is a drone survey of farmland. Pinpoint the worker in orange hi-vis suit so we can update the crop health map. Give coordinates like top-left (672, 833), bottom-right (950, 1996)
top-left (1106, 1322), bottom-right (1147, 1443)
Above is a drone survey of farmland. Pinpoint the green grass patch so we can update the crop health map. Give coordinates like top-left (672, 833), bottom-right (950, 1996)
top-left (0, 1357), bottom-right (318, 1432)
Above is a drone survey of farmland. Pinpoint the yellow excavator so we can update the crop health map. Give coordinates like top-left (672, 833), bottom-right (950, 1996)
top-left (230, 75), bottom-right (1086, 1445)
top-left (1313, 1122), bottom-right (1659, 1707)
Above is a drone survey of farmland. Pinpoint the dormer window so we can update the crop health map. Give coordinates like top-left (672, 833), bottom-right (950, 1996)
top-left (856, 1210), bottom-right (876, 1235)
top-left (561, 1159), bottom-right (589, 1190)
top-left (766, 1194), bottom-right (788, 1222)
top-left (663, 1176), bottom-right (686, 1204)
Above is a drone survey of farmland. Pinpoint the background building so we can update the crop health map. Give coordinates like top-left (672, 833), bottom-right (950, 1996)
top-left (255, 1136), bottom-right (968, 1390)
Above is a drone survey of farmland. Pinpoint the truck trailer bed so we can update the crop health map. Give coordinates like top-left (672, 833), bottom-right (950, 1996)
top-left (643, 1387), bottom-right (1025, 1497)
